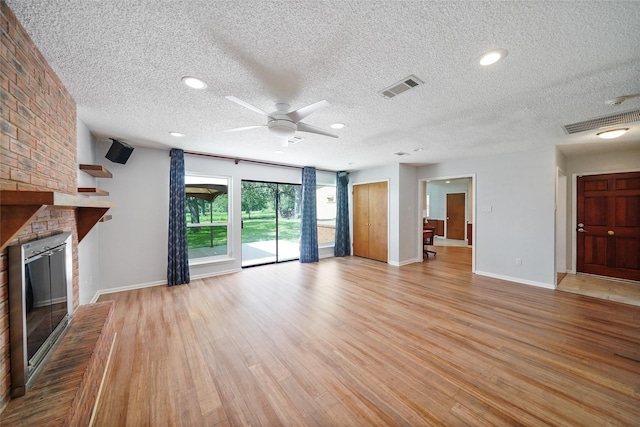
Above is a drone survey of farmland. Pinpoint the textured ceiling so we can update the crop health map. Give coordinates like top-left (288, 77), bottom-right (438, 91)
top-left (6, 0), bottom-right (640, 171)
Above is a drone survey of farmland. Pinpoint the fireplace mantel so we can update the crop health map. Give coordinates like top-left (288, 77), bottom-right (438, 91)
top-left (0, 190), bottom-right (116, 250)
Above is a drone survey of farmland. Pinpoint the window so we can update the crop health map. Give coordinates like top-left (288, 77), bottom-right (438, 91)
top-left (185, 174), bottom-right (230, 260)
top-left (317, 185), bottom-right (336, 247)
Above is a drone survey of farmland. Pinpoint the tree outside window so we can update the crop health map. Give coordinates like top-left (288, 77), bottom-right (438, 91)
top-left (185, 175), bottom-right (230, 259)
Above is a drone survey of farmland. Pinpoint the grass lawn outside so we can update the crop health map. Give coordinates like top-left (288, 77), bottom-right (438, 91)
top-left (187, 210), bottom-right (301, 252)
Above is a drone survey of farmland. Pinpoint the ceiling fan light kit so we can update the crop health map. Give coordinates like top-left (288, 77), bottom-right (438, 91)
top-left (225, 96), bottom-right (339, 143)
top-left (267, 105), bottom-right (297, 138)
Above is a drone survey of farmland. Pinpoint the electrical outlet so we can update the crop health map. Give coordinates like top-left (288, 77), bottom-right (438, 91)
top-left (515, 258), bottom-right (522, 266)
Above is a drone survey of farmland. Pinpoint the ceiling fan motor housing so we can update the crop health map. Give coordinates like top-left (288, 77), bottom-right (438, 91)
top-left (268, 113), bottom-right (297, 138)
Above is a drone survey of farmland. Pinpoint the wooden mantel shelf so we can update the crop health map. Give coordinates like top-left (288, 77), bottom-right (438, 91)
top-left (0, 191), bottom-right (116, 250)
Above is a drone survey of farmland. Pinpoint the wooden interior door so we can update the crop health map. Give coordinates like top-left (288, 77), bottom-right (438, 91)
top-left (353, 184), bottom-right (369, 258)
top-left (577, 172), bottom-right (640, 281)
top-left (352, 182), bottom-right (388, 262)
top-left (446, 193), bottom-right (465, 240)
top-left (368, 181), bottom-right (388, 262)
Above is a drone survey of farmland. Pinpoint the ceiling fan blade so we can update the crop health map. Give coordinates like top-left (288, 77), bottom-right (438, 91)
top-left (296, 122), bottom-right (339, 138)
top-left (287, 100), bottom-right (331, 122)
top-left (225, 96), bottom-right (268, 116)
top-left (224, 125), bottom-right (266, 132)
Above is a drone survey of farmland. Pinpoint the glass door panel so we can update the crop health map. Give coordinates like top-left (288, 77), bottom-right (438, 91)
top-left (276, 184), bottom-right (301, 262)
top-left (241, 181), bottom-right (300, 267)
top-left (241, 181), bottom-right (277, 267)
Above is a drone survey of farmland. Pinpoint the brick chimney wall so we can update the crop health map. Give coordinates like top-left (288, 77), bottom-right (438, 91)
top-left (1, 2), bottom-right (78, 413)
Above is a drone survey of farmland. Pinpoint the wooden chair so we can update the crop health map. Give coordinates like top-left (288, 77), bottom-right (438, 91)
top-left (423, 226), bottom-right (437, 258)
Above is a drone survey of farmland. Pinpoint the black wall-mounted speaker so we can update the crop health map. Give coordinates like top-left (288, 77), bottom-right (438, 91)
top-left (105, 139), bottom-right (134, 164)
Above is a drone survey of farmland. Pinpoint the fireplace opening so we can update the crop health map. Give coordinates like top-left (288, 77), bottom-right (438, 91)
top-left (8, 232), bottom-right (73, 397)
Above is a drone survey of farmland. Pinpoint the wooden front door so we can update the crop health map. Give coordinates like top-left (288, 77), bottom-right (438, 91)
top-left (446, 193), bottom-right (466, 240)
top-left (352, 182), bottom-right (388, 262)
top-left (577, 172), bottom-right (640, 281)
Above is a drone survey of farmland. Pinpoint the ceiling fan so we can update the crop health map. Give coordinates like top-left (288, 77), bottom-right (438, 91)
top-left (224, 96), bottom-right (338, 146)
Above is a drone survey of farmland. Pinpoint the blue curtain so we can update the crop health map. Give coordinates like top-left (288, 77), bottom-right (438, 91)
top-left (167, 148), bottom-right (190, 286)
top-left (334, 171), bottom-right (350, 256)
top-left (300, 167), bottom-right (318, 263)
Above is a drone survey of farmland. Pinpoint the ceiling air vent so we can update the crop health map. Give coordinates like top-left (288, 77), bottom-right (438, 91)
top-left (394, 151), bottom-right (410, 156)
top-left (379, 75), bottom-right (424, 99)
top-left (563, 109), bottom-right (640, 134)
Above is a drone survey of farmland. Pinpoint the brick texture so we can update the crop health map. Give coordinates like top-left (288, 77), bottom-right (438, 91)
top-left (0, 302), bottom-right (115, 426)
top-left (0, 1), bottom-right (78, 413)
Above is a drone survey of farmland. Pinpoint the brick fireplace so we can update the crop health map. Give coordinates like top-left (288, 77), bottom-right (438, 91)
top-left (1, 1), bottom-right (79, 412)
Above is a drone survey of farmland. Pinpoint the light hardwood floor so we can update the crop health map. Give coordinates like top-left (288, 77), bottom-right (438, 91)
top-left (95, 247), bottom-right (640, 426)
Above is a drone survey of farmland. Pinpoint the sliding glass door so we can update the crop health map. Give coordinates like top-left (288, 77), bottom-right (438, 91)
top-left (241, 181), bottom-right (301, 267)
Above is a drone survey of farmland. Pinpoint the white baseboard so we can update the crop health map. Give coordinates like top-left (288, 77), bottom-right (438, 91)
top-left (319, 252), bottom-right (335, 259)
top-left (91, 279), bottom-right (167, 303)
top-left (389, 258), bottom-right (420, 267)
top-left (475, 271), bottom-right (555, 289)
top-left (189, 267), bottom-right (241, 280)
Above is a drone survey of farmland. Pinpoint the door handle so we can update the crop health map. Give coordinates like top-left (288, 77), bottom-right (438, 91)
top-left (577, 223), bottom-right (584, 227)
top-left (577, 228), bottom-right (585, 233)
top-left (607, 230), bottom-right (615, 236)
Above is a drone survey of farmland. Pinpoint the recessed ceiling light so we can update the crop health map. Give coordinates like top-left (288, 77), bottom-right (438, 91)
top-left (181, 76), bottom-right (207, 90)
top-left (413, 148), bottom-right (424, 152)
top-left (479, 49), bottom-right (508, 66)
top-left (274, 150), bottom-right (285, 154)
top-left (605, 94), bottom-right (639, 106)
top-left (330, 123), bottom-right (345, 129)
top-left (169, 131), bottom-right (185, 137)
top-left (596, 128), bottom-right (629, 139)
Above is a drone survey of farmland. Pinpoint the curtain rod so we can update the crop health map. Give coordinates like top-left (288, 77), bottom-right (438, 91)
top-left (181, 150), bottom-right (336, 173)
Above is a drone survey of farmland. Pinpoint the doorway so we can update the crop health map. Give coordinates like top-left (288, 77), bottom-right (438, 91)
top-left (241, 181), bottom-right (301, 267)
top-left (576, 171), bottom-right (640, 281)
top-left (419, 175), bottom-right (476, 271)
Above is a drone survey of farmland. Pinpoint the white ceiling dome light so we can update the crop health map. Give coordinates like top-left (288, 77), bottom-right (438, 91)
top-left (596, 128), bottom-right (629, 139)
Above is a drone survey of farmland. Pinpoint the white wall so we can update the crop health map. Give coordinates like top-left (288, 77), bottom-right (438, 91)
top-left (97, 143), bottom-right (170, 292)
top-left (418, 146), bottom-right (557, 288)
top-left (76, 120), bottom-right (101, 304)
top-left (398, 164), bottom-right (418, 263)
top-left (95, 146), bottom-right (336, 292)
